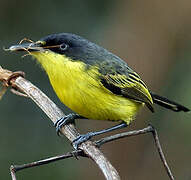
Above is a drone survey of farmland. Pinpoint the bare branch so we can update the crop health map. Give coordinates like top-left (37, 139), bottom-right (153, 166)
top-left (9, 124), bottom-right (174, 180)
top-left (10, 150), bottom-right (84, 179)
top-left (96, 125), bottom-right (174, 180)
top-left (1, 66), bottom-right (175, 180)
top-left (0, 66), bottom-right (120, 180)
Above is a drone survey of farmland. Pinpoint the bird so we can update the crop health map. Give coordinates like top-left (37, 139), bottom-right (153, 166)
top-left (9, 33), bottom-right (190, 149)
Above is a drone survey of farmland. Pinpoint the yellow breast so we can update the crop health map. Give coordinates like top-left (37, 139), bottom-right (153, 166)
top-left (32, 51), bottom-right (143, 124)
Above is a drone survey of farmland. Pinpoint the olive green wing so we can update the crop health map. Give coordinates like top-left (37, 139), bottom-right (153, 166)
top-left (100, 71), bottom-right (154, 112)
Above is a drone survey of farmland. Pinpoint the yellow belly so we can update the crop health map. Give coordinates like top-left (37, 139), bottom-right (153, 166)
top-left (32, 51), bottom-right (143, 124)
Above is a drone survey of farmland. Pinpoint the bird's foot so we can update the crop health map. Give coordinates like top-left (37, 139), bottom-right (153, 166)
top-left (54, 113), bottom-right (81, 136)
top-left (72, 132), bottom-right (94, 149)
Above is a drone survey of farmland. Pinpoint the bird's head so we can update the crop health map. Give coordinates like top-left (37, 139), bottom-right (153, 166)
top-left (8, 33), bottom-right (108, 67)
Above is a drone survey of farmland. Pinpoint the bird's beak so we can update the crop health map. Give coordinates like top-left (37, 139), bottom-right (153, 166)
top-left (8, 42), bottom-right (44, 52)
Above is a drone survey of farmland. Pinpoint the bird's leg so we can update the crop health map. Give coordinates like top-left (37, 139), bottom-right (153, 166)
top-left (72, 122), bottom-right (127, 149)
top-left (54, 113), bottom-right (83, 136)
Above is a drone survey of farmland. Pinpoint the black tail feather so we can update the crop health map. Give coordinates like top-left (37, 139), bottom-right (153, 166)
top-left (150, 92), bottom-right (190, 112)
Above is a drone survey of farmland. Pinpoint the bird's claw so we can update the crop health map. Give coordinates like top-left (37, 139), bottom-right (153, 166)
top-left (72, 132), bottom-right (94, 149)
top-left (54, 113), bottom-right (79, 136)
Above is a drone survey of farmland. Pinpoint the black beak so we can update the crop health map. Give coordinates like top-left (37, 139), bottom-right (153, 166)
top-left (8, 42), bottom-right (43, 52)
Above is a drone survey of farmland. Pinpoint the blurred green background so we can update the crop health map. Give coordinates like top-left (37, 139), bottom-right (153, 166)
top-left (1, 0), bottom-right (191, 179)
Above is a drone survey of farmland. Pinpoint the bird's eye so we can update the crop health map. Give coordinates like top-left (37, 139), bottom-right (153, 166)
top-left (60, 43), bottom-right (68, 51)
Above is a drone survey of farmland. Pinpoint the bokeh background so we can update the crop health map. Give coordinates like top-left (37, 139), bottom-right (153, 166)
top-left (1, 0), bottom-right (191, 179)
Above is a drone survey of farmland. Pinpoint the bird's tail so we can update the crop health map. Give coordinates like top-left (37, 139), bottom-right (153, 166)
top-left (150, 92), bottom-right (190, 112)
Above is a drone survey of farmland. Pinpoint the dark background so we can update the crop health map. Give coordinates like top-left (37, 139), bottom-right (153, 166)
top-left (0, 0), bottom-right (191, 179)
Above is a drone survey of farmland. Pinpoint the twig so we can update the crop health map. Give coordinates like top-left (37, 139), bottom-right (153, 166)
top-left (10, 150), bottom-right (83, 180)
top-left (0, 66), bottom-right (120, 180)
top-left (10, 88), bottom-right (28, 97)
top-left (96, 125), bottom-right (174, 180)
top-left (9, 125), bottom-right (174, 180)
top-left (0, 85), bottom-right (7, 100)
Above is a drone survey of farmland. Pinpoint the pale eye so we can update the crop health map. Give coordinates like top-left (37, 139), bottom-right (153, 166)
top-left (60, 43), bottom-right (68, 51)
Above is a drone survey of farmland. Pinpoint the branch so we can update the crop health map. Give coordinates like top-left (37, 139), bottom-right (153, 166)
top-left (0, 66), bottom-right (120, 180)
top-left (9, 125), bottom-right (174, 180)
top-left (96, 125), bottom-right (174, 180)
top-left (10, 150), bottom-right (83, 180)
